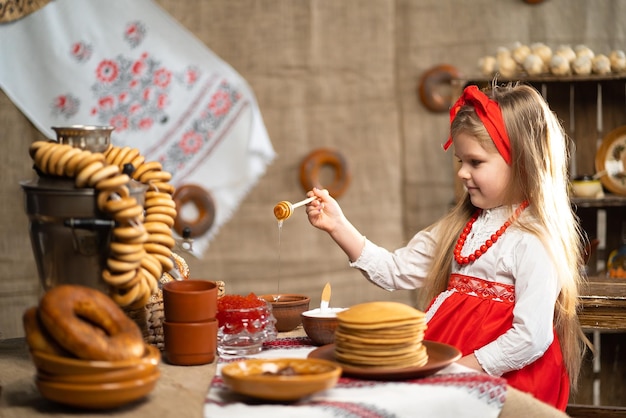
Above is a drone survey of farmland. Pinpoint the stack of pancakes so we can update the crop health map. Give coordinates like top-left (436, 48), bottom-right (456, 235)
top-left (334, 301), bottom-right (428, 368)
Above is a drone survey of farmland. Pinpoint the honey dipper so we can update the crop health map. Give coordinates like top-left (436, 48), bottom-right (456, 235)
top-left (273, 196), bottom-right (316, 221)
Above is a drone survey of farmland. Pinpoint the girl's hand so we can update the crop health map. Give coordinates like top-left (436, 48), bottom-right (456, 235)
top-left (305, 188), bottom-right (344, 233)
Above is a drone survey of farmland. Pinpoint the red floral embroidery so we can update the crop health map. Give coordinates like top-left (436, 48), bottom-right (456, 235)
top-left (96, 60), bottom-right (120, 83)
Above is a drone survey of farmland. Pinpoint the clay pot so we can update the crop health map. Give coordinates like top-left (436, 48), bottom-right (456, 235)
top-left (163, 319), bottom-right (217, 366)
top-left (260, 294), bottom-right (310, 332)
top-left (163, 280), bottom-right (218, 323)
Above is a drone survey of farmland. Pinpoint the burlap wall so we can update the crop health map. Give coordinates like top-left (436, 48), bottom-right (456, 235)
top-left (1, 0), bottom-right (625, 338)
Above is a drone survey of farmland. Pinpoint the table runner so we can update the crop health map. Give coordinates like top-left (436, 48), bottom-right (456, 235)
top-left (205, 337), bottom-right (507, 418)
top-left (0, 0), bottom-right (275, 256)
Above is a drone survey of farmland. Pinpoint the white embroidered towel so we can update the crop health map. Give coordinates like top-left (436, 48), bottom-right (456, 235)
top-left (0, 0), bottom-right (275, 257)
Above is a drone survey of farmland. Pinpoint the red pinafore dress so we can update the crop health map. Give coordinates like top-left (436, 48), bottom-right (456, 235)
top-left (424, 273), bottom-right (570, 411)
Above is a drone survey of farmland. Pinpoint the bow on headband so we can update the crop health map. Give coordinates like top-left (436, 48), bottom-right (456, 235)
top-left (443, 85), bottom-right (512, 165)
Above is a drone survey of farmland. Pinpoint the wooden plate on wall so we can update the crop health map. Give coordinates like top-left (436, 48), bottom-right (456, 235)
top-left (595, 125), bottom-right (626, 195)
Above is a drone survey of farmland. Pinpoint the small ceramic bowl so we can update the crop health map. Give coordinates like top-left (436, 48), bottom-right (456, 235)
top-left (301, 308), bottom-right (348, 346)
top-left (571, 176), bottom-right (604, 198)
top-left (163, 319), bottom-right (217, 365)
top-left (260, 294), bottom-right (310, 332)
top-left (221, 357), bottom-right (342, 401)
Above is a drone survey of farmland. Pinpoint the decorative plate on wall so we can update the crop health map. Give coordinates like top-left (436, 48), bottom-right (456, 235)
top-left (596, 125), bottom-right (626, 196)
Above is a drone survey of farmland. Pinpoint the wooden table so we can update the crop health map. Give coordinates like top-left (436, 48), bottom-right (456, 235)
top-left (0, 330), bottom-right (572, 418)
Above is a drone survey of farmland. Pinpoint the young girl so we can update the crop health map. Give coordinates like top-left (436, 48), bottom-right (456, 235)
top-left (305, 83), bottom-right (589, 411)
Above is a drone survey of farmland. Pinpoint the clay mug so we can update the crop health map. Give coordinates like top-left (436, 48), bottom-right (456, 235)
top-left (163, 279), bottom-right (218, 323)
top-left (163, 319), bottom-right (217, 365)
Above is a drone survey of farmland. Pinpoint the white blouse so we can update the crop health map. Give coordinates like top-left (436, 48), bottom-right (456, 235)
top-left (350, 206), bottom-right (560, 377)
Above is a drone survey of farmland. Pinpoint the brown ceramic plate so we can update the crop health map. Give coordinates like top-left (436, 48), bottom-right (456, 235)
top-left (36, 360), bottom-right (158, 384)
top-left (221, 357), bottom-right (341, 401)
top-left (307, 340), bottom-right (461, 380)
top-left (30, 344), bottom-right (160, 376)
top-left (35, 368), bottom-right (160, 409)
top-left (595, 125), bottom-right (626, 195)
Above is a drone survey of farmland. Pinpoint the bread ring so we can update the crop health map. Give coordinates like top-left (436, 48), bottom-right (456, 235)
top-left (89, 164), bottom-right (120, 187)
top-left (417, 64), bottom-right (460, 113)
top-left (140, 254), bottom-right (163, 283)
top-left (172, 252), bottom-right (191, 280)
top-left (29, 140), bottom-right (52, 159)
top-left (36, 143), bottom-right (59, 175)
top-left (37, 285), bottom-right (144, 360)
top-left (152, 253), bottom-right (175, 272)
top-left (112, 225), bottom-right (146, 241)
top-left (110, 146), bottom-right (131, 167)
top-left (107, 257), bottom-right (141, 272)
top-left (172, 184), bottom-right (215, 238)
top-left (112, 204), bottom-right (144, 222)
top-left (145, 205), bottom-right (177, 218)
top-left (64, 150), bottom-right (91, 177)
top-left (46, 144), bottom-right (72, 175)
top-left (117, 148), bottom-right (141, 167)
top-left (143, 242), bottom-right (171, 257)
top-left (145, 196), bottom-right (176, 209)
top-left (143, 221), bottom-right (172, 236)
top-left (75, 152), bottom-right (105, 174)
top-left (116, 269), bottom-right (143, 290)
top-left (75, 161), bottom-right (105, 188)
top-left (121, 231), bottom-right (149, 244)
top-left (299, 148), bottom-right (351, 199)
top-left (105, 145), bottom-right (121, 164)
top-left (54, 147), bottom-right (81, 177)
top-left (97, 186), bottom-right (130, 212)
top-left (145, 232), bottom-right (176, 248)
top-left (144, 213), bottom-right (175, 228)
top-left (104, 196), bottom-right (138, 214)
top-left (130, 154), bottom-right (146, 170)
top-left (111, 281), bottom-right (142, 308)
top-left (110, 241), bottom-right (145, 255)
top-left (113, 249), bottom-right (147, 264)
top-left (102, 268), bottom-right (138, 287)
top-left (133, 161), bottom-right (162, 180)
top-left (145, 191), bottom-right (173, 200)
top-left (95, 173), bottom-right (130, 191)
top-left (23, 307), bottom-right (70, 356)
top-left (148, 181), bottom-right (175, 194)
top-left (139, 170), bottom-right (172, 184)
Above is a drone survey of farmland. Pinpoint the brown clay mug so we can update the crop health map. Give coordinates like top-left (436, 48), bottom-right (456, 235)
top-left (163, 319), bottom-right (217, 366)
top-left (163, 280), bottom-right (218, 323)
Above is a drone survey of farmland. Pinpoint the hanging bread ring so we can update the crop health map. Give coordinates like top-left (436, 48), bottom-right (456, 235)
top-left (299, 148), bottom-right (351, 199)
top-left (172, 184), bottom-right (216, 238)
top-left (417, 64), bottom-right (460, 113)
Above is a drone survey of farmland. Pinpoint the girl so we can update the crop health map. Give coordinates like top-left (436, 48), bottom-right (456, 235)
top-left (305, 83), bottom-right (590, 411)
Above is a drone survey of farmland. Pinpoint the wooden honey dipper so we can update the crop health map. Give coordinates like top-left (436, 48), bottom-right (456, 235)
top-left (274, 196), bottom-right (316, 221)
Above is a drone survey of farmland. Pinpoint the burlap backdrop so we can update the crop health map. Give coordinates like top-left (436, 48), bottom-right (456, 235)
top-left (2, 0), bottom-right (625, 340)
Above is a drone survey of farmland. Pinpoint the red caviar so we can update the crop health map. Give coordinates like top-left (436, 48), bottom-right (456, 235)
top-left (216, 293), bottom-right (270, 334)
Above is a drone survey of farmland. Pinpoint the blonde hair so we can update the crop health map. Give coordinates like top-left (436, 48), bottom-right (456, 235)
top-left (419, 82), bottom-right (590, 390)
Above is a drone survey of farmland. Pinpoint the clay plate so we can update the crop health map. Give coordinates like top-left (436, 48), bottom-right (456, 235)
top-left (308, 340), bottom-right (461, 380)
top-left (221, 357), bottom-right (341, 401)
top-left (35, 368), bottom-right (160, 409)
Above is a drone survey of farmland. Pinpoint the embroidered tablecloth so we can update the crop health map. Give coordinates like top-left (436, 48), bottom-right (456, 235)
top-left (205, 337), bottom-right (507, 418)
top-left (0, 0), bottom-right (275, 256)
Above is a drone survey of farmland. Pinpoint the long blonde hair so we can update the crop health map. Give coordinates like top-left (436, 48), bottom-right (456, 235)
top-left (418, 82), bottom-right (590, 390)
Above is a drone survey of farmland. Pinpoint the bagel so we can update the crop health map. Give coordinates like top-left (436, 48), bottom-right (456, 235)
top-left (37, 285), bottom-right (144, 360)
top-left (172, 184), bottom-right (215, 238)
top-left (417, 64), bottom-right (460, 113)
top-left (23, 307), bottom-right (71, 356)
top-left (299, 148), bottom-right (351, 199)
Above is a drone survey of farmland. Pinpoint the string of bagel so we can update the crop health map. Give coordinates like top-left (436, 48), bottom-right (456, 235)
top-left (28, 140), bottom-right (178, 309)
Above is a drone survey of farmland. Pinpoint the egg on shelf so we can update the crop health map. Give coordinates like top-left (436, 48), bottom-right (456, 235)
top-left (478, 55), bottom-right (497, 76)
top-left (530, 42), bottom-right (553, 66)
top-left (496, 47), bottom-right (518, 78)
top-left (512, 42), bottom-right (531, 65)
top-left (592, 54), bottom-right (612, 75)
top-left (523, 54), bottom-right (545, 76)
top-left (550, 54), bottom-right (571, 76)
top-left (572, 55), bottom-right (592, 75)
top-left (575, 44), bottom-right (595, 60)
top-left (609, 50), bottom-right (626, 72)
top-left (554, 45), bottom-right (577, 64)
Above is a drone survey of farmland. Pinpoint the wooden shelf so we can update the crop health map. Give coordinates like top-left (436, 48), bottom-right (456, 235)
top-left (579, 275), bottom-right (626, 331)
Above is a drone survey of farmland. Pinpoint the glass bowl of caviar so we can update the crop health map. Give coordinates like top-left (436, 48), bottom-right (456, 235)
top-left (216, 293), bottom-right (278, 356)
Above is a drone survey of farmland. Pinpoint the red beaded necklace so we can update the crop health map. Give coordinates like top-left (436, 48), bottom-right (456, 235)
top-left (454, 200), bottom-right (529, 266)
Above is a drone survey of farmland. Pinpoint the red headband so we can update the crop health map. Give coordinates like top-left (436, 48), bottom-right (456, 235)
top-left (443, 85), bottom-right (512, 165)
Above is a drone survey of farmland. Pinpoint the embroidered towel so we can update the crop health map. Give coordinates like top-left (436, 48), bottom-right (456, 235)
top-left (0, 0), bottom-right (275, 257)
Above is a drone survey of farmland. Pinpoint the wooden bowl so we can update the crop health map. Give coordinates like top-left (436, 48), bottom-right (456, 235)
top-left (221, 357), bottom-right (341, 401)
top-left (301, 308), bottom-right (348, 346)
top-left (260, 294), bottom-right (310, 332)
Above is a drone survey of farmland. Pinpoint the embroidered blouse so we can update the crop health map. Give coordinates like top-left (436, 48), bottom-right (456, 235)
top-left (349, 205), bottom-right (560, 377)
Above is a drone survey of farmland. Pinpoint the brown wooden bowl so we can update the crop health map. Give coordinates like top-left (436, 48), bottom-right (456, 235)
top-left (301, 308), bottom-right (348, 346)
